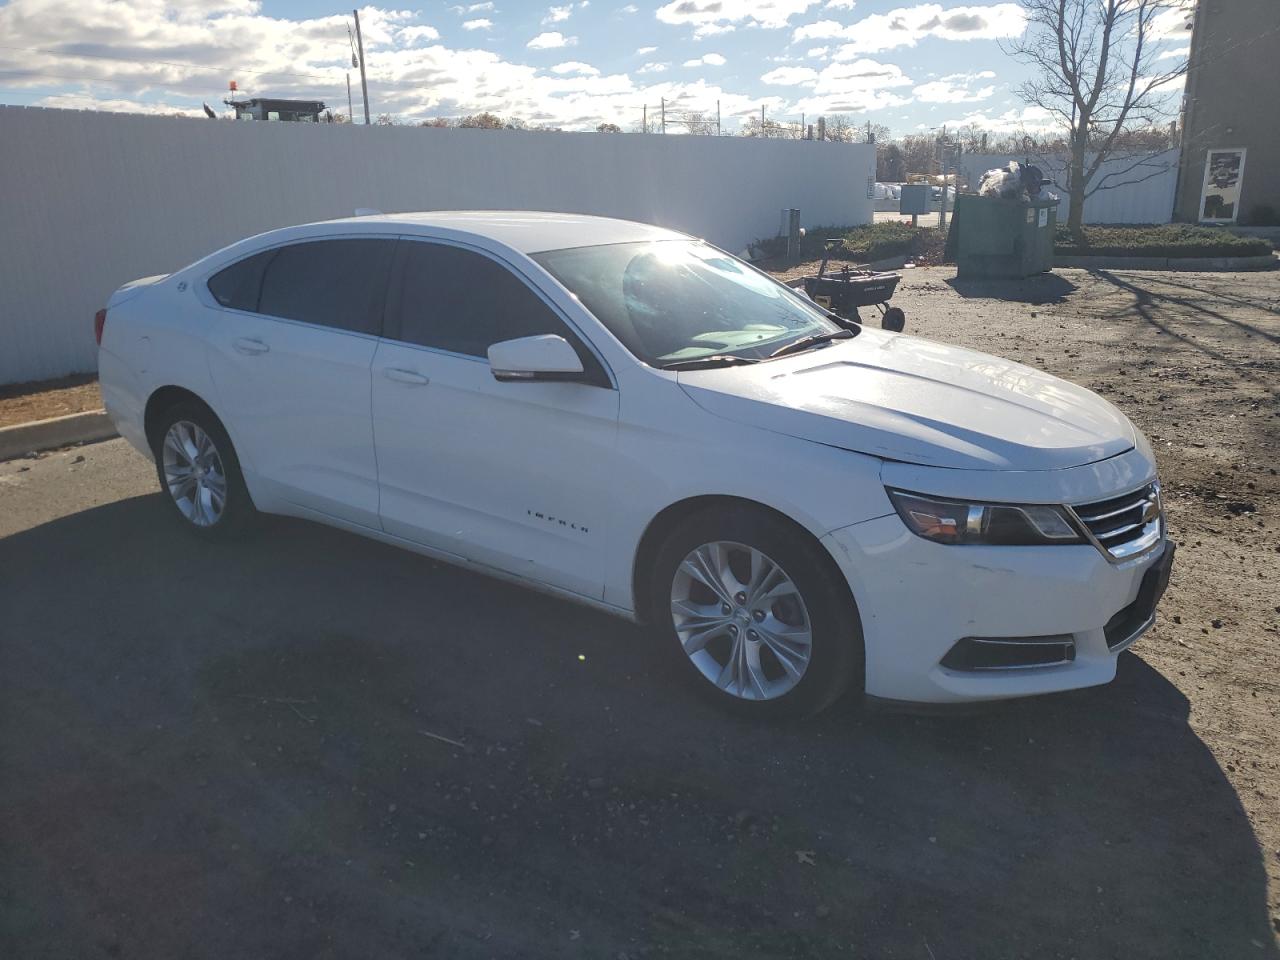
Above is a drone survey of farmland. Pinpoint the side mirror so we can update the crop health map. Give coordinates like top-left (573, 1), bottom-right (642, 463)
top-left (488, 334), bottom-right (585, 382)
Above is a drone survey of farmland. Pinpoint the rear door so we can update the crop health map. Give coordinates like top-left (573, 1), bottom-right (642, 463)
top-left (204, 237), bottom-right (396, 527)
top-left (371, 238), bottom-right (620, 599)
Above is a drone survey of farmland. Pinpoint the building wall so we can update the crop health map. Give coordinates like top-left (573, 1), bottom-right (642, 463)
top-left (0, 106), bottom-right (874, 385)
top-left (1174, 0), bottom-right (1280, 223)
top-left (959, 151), bottom-right (1180, 224)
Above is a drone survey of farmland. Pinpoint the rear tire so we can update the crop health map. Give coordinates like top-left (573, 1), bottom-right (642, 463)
top-left (151, 400), bottom-right (255, 540)
top-left (649, 505), bottom-right (863, 719)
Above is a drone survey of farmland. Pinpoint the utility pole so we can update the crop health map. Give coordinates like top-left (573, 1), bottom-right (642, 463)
top-left (939, 134), bottom-right (952, 231)
top-left (353, 8), bottom-right (371, 125)
top-left (660, 97), bottom-right (665, 134)
top-left (716, 100), bottom-right (720, 136)
top-left (760, 104), bottom-right (765, 136)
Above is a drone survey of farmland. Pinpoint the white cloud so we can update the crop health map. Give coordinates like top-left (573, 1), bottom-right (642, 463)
top-left (620, 2), bottom-right (639, 10)
top-left (825, 0), bottom-right (856, 7)
top-left (461, 18), bottom-right (492, 30)
top-left (934, 105), bottom-right (1055, 133)
top-left (0, 0), bottom-right (943, 134)
top-left (636, 45), bottom-right (658, 55)
top-left (761, 66), bottom-right (819, 85)
top-left (694, 22), bottom-right (736, 38)
top-left (544, 4), bottom-right (572, 22)
top-left (806, 46), bottom-right (829, 58)
top-left (37, 92), bottom-right (204, 116)
top-left (912, 69), bottom-right (996, 103)
top-left (398, 25), bottom-right (441, 43)
top-left (550, 60), bottom-right (600, 75)
top-left (794, 3), bottom-right (1026, 52)
top-left (779, 57), bottom-right (916, 113)
top-left (1151, 1), bottom-right (1195, 39)
top-left (527, 31), bottom-right (577, 48)
top-left (467, 2), bottom-right (495, 11)
top-left (1157, 46), bottom-right (1190, 61)
top-left (657, 0), bottom-right (819, 34)
top-left (683, 52), bottom-right (727, 67)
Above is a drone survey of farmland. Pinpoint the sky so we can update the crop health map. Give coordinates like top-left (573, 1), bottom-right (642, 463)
top-left (0, 0), bottom-right (1191, 136)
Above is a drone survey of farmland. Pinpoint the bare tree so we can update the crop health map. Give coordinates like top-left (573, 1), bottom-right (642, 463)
top-left (458, 112), bottom-right (506, 129)
top-left (824, 114), bottom-right (858, 143)
top-left (1006, 0), bottom-right (1188, 233)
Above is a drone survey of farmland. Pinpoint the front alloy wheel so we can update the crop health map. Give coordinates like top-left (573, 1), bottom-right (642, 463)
top-left (671, 540), bottom-right (814, 701)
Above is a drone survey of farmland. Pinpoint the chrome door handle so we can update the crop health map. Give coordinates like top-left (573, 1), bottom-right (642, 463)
top-left (384, 367), bottom-right (430, 385)
top-left (233, 337), bottom-right (270, 356)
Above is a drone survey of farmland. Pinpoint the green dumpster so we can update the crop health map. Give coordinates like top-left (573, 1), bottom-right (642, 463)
top-left (946, 194), bottom-right (1060, 279)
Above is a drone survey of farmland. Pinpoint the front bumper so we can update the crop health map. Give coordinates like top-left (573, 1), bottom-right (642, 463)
top-left (821, 513), bottom-right (1171, 704)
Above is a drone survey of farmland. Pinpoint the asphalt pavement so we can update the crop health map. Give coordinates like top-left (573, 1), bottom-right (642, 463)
top-left (1, 439), bottom-right (1275, 959)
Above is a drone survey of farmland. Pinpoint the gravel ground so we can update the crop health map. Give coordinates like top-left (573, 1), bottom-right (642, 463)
top-left (1, 266), bottom-right (1278, 959)
top-left (0, 374), bottom-right (102, 427)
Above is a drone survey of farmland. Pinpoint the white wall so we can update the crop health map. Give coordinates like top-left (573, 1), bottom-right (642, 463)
top-left (959, 150), bottom-right (1180, 225)
top-left (0, 106), bottom-right (873, 385)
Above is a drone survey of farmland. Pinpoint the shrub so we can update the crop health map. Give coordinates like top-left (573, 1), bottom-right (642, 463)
top-left (1054, 223), bottom-right (1273, 258)
top-left (751, 221), bottom-right (940, 264)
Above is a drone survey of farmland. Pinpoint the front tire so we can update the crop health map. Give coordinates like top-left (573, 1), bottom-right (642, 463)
top-left (651, 506), bottom-right (863, 718)
top-left (152, 400), bottom-right (255, 540)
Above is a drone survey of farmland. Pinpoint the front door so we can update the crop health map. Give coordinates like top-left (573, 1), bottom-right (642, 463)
top-left (371, 239), bottom-right (619, 599)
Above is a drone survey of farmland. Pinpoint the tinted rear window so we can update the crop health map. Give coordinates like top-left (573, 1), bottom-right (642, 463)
top-left (207, 250), bottom-right (275, 312)
top-left (257, 239), bottom-right (396, 335)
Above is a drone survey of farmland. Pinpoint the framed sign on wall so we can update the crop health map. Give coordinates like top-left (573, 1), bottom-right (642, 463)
top-left (1198, 148), bottom-right (1247, 223)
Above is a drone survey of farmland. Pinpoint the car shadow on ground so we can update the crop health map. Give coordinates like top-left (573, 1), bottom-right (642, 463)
top-left (2, 496), bottom-right (1276, 960)
top-left (944, 272), bottom-right (1078, 304)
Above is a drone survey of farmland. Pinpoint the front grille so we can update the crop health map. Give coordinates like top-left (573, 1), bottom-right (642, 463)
top-left (1070, 482), bottom-right (1163, 560)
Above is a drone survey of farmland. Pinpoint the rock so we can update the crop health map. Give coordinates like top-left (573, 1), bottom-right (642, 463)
top-left (1211, 619), bottom-right (1223, 629)
top-left (71, 454), bottom-right (85, 463)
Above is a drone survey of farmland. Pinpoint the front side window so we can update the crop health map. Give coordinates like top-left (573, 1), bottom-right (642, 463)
top-left (256, 239), bottom-right (396, 335)
top-left (388, 241), bottom-right (584, 358)
top-left (532, 240), bottom-right (841, 367)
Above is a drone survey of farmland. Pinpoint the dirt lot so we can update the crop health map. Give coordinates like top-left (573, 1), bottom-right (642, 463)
top-left (1, 266), bottom-right (1278, 959)
top-left (0, 373), bottom-right (101, 427)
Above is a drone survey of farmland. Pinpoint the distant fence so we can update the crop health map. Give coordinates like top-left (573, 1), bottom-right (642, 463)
top-left (0, 106), bottom-right (874, 385)
top-left (958, 150), bottom-right (1180, 225)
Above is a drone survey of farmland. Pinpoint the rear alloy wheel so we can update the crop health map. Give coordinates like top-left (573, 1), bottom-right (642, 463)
top-left (152, 400), bottom-right (254, 539)
top-left (653, 507), bottom-right (862, 718)
top-left (670, 541), bottom-right (813, 701)
top-left (162, 420), bottom-right (228, 527)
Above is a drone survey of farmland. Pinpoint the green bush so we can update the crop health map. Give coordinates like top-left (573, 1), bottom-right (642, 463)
top-left (752, 222), bottom-right (933, 263)
top-left (1054, 223), bottom-right (1273, 258)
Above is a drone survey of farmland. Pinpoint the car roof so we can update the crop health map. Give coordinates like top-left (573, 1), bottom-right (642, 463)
top-left (317, 210), bottom-right (691, 254)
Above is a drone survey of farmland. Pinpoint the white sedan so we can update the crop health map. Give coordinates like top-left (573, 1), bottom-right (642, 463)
top-left (97, 211), bottom-right (1174, 716)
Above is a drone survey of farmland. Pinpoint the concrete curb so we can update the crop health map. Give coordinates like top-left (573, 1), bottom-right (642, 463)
top-left (0, 410), bottom-right (118, 461)
top-left (1055, 253), bottom-right (1278, 272)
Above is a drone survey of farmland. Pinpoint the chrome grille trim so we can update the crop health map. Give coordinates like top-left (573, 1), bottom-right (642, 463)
top-left (1068, 481), bottom-right (1164, 562)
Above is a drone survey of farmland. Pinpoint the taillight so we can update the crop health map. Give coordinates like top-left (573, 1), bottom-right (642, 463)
top-left (94, 308), bottom-right (107, 346)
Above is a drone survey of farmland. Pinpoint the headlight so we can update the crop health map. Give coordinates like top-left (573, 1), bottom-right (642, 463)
top-left (886, 489), bottom-right (1084, 546)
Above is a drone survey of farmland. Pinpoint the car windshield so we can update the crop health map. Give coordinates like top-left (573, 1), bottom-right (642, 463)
top-left (532, 239), bottom-right (843, 367)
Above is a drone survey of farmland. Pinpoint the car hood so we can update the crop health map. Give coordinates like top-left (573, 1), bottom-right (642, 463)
top-left (677, 328), bottom-right (1135, 470)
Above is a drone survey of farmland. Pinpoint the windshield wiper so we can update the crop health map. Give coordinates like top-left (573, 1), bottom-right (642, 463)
top-left (660, 354), bottom-right (761, 371)
top-left (767, 328), bottom-right (855, 359)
